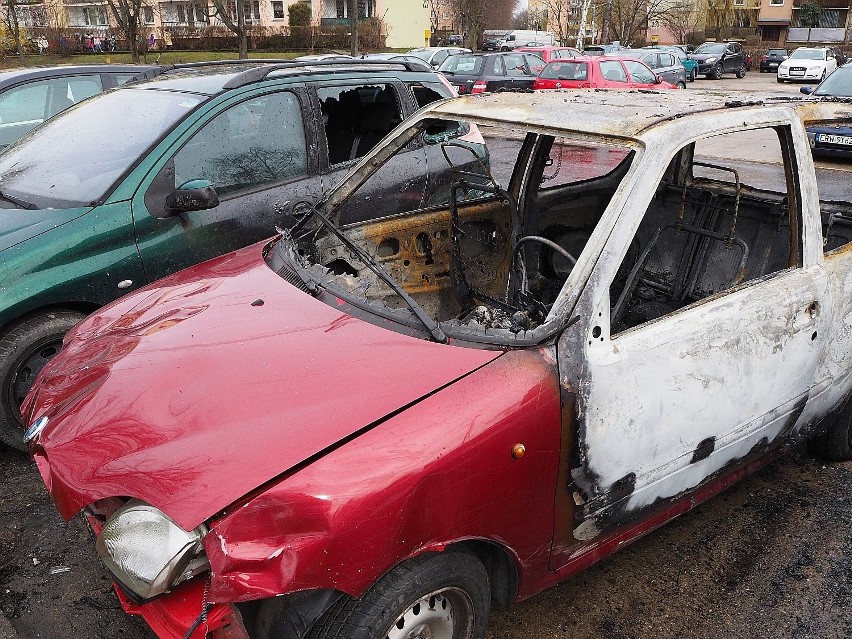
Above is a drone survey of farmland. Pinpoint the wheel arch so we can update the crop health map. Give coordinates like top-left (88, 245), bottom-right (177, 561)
top-left (243, 539), bottom-right (519, 639)
top-left (451, 538), bottom-right (519, 607)
top-left (0, 302), bottom-right (98, 338)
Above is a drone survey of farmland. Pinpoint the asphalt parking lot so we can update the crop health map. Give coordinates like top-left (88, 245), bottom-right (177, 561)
top-left (1, 69), bottom-right (851, 639)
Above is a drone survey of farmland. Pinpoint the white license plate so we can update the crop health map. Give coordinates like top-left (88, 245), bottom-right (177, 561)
top-left (816, 133), bottom-right (852, 145)
top-left (790, 69), bottom-right (805, 76)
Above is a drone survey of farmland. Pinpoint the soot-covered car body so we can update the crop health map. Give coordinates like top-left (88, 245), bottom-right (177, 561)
top-left (24, 91), bottom-right (852, 639)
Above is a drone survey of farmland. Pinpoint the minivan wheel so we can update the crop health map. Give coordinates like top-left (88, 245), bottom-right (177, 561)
top-left (308, 552), bottom-right (490, 639)
top-left (0, 310), bottom-right (85, 451)
top-left (736, 64), bottom-right (747, 78)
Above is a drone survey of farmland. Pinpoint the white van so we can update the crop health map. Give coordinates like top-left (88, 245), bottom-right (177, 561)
top-left (498, 30), bottom-right (556, 50)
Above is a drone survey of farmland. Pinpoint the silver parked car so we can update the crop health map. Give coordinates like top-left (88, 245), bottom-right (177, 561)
top-left (613, 49), bottom-right (688, 88)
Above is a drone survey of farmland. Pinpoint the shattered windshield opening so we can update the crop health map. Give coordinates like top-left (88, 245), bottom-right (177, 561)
top-left (266, 117), bottom-right (636, 346)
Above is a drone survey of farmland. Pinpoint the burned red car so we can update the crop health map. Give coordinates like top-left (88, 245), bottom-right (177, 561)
top-left (23, 91), bottom-right (852, 639)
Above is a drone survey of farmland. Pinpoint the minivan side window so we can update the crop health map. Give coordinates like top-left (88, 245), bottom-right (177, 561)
top-left (0, 75), bottom-right (103, 147)
top-left (173, 91), bottom-right (307, 196)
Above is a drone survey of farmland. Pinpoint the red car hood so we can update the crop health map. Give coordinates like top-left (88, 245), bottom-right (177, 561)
top-left (25, 243), bottom-right (500, 530)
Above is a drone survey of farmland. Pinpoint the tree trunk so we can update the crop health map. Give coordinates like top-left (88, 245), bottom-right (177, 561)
top-left (7, 0), bottom-right (23, 64)
top-left (349, 0), bottom-right (357, 56)
top-left (237, 0), bottom-right (247, 58)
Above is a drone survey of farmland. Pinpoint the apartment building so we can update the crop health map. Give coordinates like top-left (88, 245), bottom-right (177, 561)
top-left (21, 0), bottom-right (431, 49)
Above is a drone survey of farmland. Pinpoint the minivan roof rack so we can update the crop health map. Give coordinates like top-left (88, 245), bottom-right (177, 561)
top-left (222, 59), bottom-right (432, 89)
top-left (129, 59), bottom-right (290, 82)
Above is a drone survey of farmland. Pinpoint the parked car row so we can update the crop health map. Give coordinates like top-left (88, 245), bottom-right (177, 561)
top-left (439, 50), bottom-right (685, 94)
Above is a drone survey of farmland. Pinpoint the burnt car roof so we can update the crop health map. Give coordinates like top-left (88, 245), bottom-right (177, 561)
top-left (425, 90), bottom-right (851, 140)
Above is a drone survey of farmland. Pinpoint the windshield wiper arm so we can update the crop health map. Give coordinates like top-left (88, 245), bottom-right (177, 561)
top-left (292, 202), bottom-right (448, 344)
top-left (0, 190), bottom-right (36, 210)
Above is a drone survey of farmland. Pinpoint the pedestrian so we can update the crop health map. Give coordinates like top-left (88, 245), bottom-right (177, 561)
top-left (93, 34), bottom-right (101, 52)
top-left (35, 36), bottom-right (46, 54)
top-left (110, 33), bottom-right (116, 52)
top-left (148, 33), bottom-right (155, 50)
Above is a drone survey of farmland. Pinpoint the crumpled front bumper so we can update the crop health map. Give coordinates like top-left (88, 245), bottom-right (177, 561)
top-left (85, 511), bottom-right (249, 639)
top-left (114, 579), bottom-right (249, 639)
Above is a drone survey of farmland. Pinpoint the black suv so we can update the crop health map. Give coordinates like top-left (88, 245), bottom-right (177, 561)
top-left (438, 51), bottom-right (545, 94)
top-left (692, 41), bottom-right (747, 79)
top-left (760, 48), bottom-right (789, 72)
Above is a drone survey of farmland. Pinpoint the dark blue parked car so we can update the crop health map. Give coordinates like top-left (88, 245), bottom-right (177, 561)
top-left (802, 64), bottom-right (852, 158)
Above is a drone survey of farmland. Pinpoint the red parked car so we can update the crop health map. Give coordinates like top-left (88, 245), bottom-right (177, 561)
top-left (533, 55), bottom-right (678, 90)
top-left (516, 45), bottom-right (581, 63)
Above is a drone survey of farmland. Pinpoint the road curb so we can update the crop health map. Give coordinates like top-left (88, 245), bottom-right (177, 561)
top-left (0, 614), bottom-right (21, 639)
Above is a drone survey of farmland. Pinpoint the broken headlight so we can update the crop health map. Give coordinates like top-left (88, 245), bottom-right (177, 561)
top-left (95, 499), bottom-right (209, 601)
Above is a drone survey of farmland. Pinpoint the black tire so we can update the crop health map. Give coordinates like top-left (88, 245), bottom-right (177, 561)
top-left (777, 76), bottom-right (784, 83)
top-left (677, 81), bottom-right (686, 89)
top-left (0, 310), bottom-right (85, 451)
top-left (808, 401), bottom-right (852, 461)
top-left (712, 63), bottom-right (723, 80)
top-left (736, 64), bottom-right (747, 78)
top-left (308, 551), bottom-right (490, 639)
top-left (689, 68), bottom-right (697, 82)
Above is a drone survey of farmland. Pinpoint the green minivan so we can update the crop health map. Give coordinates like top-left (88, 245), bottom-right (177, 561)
top-left (0, 59), bottom-right (453, 449)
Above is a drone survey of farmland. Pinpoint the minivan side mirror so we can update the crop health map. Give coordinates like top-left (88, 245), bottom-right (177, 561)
top-left (165, 179), bottom-right (220, 215)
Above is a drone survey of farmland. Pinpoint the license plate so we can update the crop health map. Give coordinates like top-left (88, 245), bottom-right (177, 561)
top-left (769, 62), bottom-right (778, 68)
top-left (791, 68), bottom-right (805, 76)
top-left (816, 133), bottom-right (852, 145)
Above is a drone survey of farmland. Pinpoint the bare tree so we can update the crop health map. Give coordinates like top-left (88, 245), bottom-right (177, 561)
top-left (536, 0), bottom-right (573, 45)
top-left (703, 0), bottom-right (737, 40)
top-left (1, 0), bottom-right (26, 62)
top-left (660, 3), bottom-right (703, 44)
top-left (606, 0), bottom-right (691, 45)
top-left (210, 0), bottom-right (248, 58)
top-left (449, 0), bottom-right (486, 48)
top-left (106, 0), bottom-right (147, 62)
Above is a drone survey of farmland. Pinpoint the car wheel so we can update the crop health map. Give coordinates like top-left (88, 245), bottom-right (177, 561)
top-left (820, 69), bottom-right (826, 81)
top-left (677, 81), bottom-right (686, 89)
top-left (712, 63), bottom-right (723, 80)
top-left (777, 76), bottom-right (784, 83)
top-left (0, 310), bottom-right (85, 451)
top-left (308, 551), bottom-right (490, 639)
top-left (736, 64), bottom-right (747, 78)
top-left (689, 68), bottom-right (697, 82)
top-left (808, 400), bottom-right (852, 461)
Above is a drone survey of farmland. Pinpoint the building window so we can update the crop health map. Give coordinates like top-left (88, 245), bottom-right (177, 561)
top-left (143, 6), bottom-right (154, 22)
top-left (769, 0), bottom-right (783, 5)
top-left (734, 0), bottom-right (744, 5)
top-left (272, 1), bottom-right (284, 18)
top-left (82, 6), bottom-right (108, 25)
top-left (336, 0), bottom-right (345, 18)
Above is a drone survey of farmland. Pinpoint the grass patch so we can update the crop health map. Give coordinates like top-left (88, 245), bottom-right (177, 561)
top-left (0, 47), bottom-right (410, 70)
top-left (0, 50), bottom-right (303, 70)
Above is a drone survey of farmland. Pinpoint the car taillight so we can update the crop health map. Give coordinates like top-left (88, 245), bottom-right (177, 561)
top-left (471, 80), bottom-right (488, 94)
top-left (761, 55), bottom-right (767, 61)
